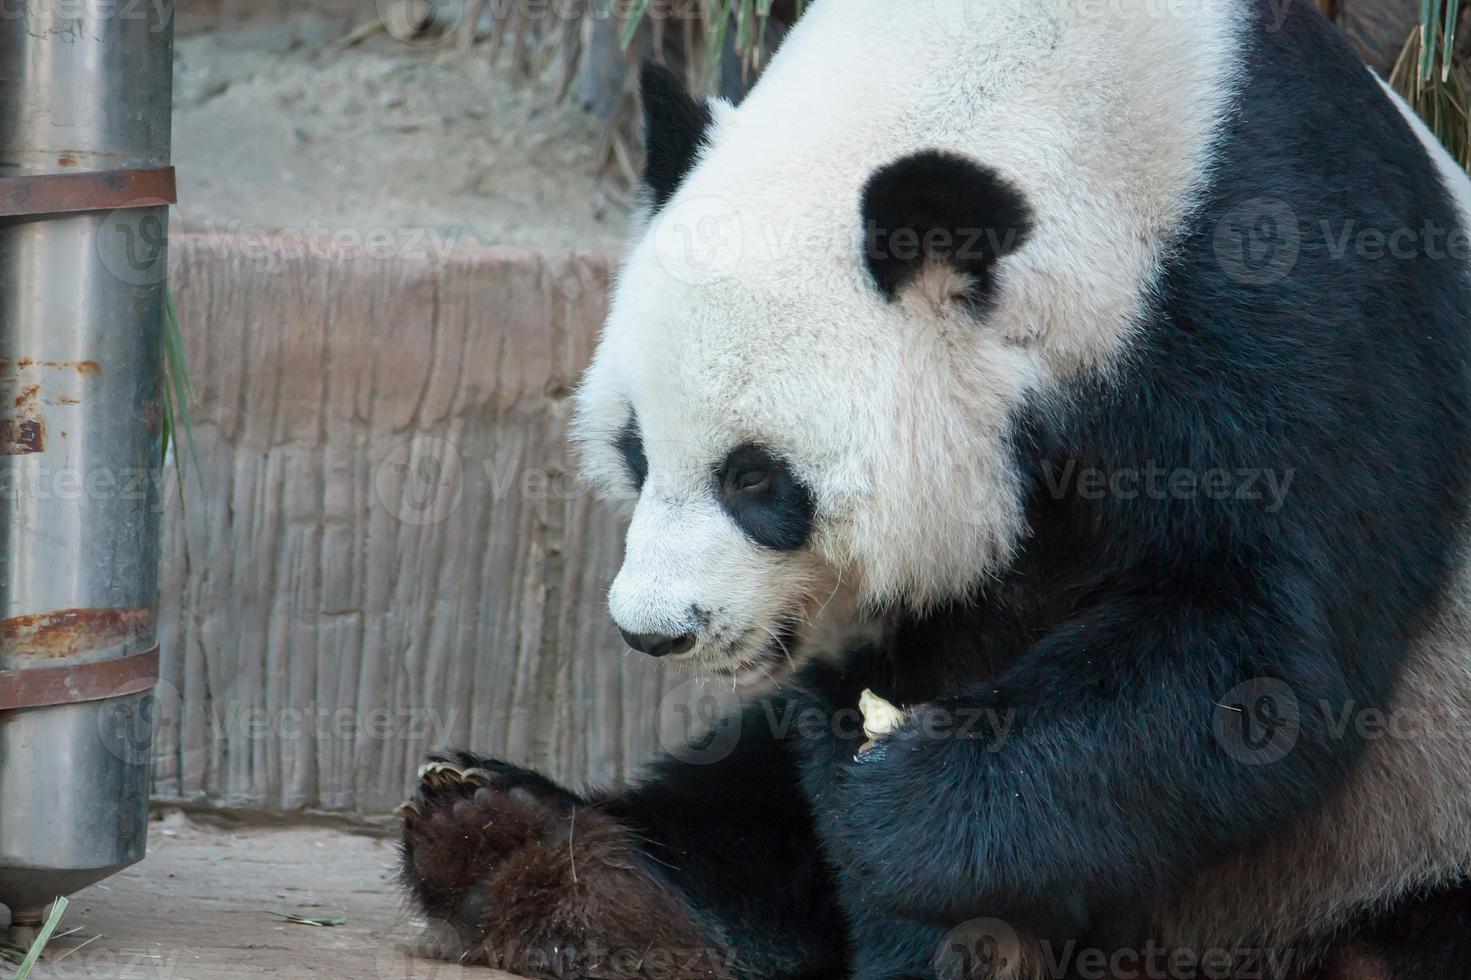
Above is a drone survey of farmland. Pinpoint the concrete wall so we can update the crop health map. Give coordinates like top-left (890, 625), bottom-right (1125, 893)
top-left (150, 234), bottom-right (691, 816)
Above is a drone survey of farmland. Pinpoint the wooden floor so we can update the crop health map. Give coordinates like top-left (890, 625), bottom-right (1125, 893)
top-left (4, 811), bottom-right (520, 979)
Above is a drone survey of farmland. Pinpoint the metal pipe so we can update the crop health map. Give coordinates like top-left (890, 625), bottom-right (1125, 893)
top-left (0, 0), bottom-right (173, 936)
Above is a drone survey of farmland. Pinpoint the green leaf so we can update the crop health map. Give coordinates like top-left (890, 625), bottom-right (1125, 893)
top-left (263, 910), bottom-right (347, 928)
top-left (162, 286), bottom-right (202, 501)
top-left (705, 2), bottom-right (733, 88)
top-left (1421, 0), bottom-right (1444, 84)
top-left (1443, 0), bottom-right (1460, 83)
top-left (12, 897), bottom-right (69, 980)
top-left (619, 0), bottom-right (654, 49)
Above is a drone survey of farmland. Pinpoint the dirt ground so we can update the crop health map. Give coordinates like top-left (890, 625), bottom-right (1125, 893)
top-left (173, 7), bottom-right (624, 249)
top-left (5, 812), bottom-right (519, 980)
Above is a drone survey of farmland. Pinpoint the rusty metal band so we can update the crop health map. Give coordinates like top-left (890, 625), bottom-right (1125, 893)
top-left (0, 646), bottom-right (160, 710)
top-left (0, 167), bottom-right (177, 219)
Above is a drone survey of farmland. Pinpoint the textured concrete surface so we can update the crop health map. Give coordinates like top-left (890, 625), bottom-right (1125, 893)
top-left (152, 235), bottom-right (710, 817)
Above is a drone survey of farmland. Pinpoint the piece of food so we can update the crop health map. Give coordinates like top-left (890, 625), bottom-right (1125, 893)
top-left (858, 689), bottom-right (905, 753)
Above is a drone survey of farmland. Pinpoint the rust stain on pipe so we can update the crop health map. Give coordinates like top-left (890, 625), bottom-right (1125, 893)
top-left (1, 383), bottom-right (47, 454)
top-left (0, 358), bottom-right (103, 375)
top-left (0, 417), bottom-right (45, 455)
top-left (0, 607), bottom-right (154, 659)
top-left (0, 364), bottom-right (100, 452)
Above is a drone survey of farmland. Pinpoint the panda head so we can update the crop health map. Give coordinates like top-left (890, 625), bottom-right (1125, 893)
top-left (573, 0), bottom-right (1234, 676)
top-left (573, 72), bottom-right (1042, 679)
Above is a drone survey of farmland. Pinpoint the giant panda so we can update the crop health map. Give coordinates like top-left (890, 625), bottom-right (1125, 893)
top-left (398, 0), bottom-right (1471, 977)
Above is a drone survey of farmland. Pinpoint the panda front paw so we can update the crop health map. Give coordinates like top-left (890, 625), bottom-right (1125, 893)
top-left (398, 751), bottom-right (728, 976)
top-left (399, 752), bottom-right (579, 922)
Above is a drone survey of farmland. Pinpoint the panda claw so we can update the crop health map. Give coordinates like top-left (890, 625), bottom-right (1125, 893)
top-left (418, 761), bottom-right (464, 787)
top-left (461, 767), bottom-right (494, 786)
top-left (397, 800), bottom-right (422, 821)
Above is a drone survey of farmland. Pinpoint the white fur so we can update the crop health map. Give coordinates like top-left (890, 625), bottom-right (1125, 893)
top-left (574, 0), bottom-right (1246, 669)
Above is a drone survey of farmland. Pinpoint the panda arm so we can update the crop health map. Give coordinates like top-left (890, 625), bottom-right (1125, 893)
top-left (818, 583), bottom-right (1359, 936)
top-left (596, 696), bottom-right (849, 975)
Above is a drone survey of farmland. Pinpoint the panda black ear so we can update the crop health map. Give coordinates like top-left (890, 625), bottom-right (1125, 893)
top-left (861, 151), bottom-right (1033, 306)
top-left (640, 61), bottom-right (715, 211)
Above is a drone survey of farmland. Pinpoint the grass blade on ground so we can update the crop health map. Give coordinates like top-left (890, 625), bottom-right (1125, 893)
top-left (12, 897), bottom-right (69, 980)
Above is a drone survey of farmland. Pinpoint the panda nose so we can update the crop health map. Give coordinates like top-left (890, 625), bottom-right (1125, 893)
top-left (620, 629), bottom-right (696, 658)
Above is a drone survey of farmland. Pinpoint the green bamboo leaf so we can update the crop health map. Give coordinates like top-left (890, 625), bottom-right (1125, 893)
top-left (160, 353), bottom-right (173, 467)
top-left (1421, 0), bottom-right (1444, 84)
top-left (619, 0), bottom-right (654, 50)
top-left (163, 287), bottom-right (202, 497)
top-left (705, 0), bottom-right (734, 88)
top-left (736, 0), bottom-right (754, 58)
top-left (1443, 0), bottom-right (1460, 83)
top-left (13, 897), bottom-right (69, 980)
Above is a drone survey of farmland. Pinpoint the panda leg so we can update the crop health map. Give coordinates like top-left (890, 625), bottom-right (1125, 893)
top-left (1314, 878), bottom-right (1471, 980)
top-left (398, 750), bottom-right (723, 977)
top-left (399, 731), bottom-right (848, 980)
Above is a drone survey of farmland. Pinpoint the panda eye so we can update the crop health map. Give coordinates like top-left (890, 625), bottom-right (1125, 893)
top-left (714, 444), bottom-right (815, 551)
top-left (730, 467), bottom-right (772, 495)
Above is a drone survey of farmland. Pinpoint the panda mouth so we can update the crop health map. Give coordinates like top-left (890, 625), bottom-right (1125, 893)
top-left (705, 619), bottom-right (801, 686)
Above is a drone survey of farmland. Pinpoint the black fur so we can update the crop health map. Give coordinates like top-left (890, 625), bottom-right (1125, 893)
top-left (1329, 878), bottom-right (1471, 978)
top-left (617, 413), bottom-right (650, 491)
top-left (599, 699), bottom-right (851, 979)
top-left (861, 150), bottom-right (1032, 307)
top-left (641, 61), bottom-right (715, 210)
top-left (715, 444), bottom-right (816, 550)
top-left (407, 3), bottom-right (1471, 977)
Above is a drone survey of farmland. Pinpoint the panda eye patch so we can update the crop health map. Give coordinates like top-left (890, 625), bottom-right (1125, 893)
top-left (615, 416), bottom-right (649, 492)
top-left (715, 444), bottom-right (814, 551)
